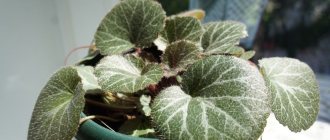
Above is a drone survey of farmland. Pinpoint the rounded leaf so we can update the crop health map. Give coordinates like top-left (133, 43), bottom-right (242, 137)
top-left (201, 21), bottom-right (247, 55)
top-left (94, 0), bottom-right (166, 55)
top-left (163, 40), bottom-right (201, 70)
top-left (95, 55), bottom-right (163, 93)
top-left (154, 16), bottom-right (203, 51)
top-left (28, 67), bottom-right (85, 140)
top-left (162, 16), bottom-right (203, 44)
top-left (259, 57), bottom-right (320, 132)
top-left (152, 56), bottom-right (270, 140)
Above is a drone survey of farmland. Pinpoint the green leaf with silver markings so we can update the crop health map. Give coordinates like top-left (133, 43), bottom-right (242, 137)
top-left (151, 55), bottom-right (270, 140)
top-left (76, 66), bottom-right (102, 94)
top-left (163, 40), bottom-right (201, 71)
top-left (259, 57), bottom-right (319, 132)
top-left (28, 67), bottom-right (85, 140)
top-left (154, 16), bottom-right (203, 51)
top-left (94, 0), bottom-right (165, 55)
top-left (201, 21), bottom-right (247, 55)
top-left (95, 55), bottom-right (163, 93)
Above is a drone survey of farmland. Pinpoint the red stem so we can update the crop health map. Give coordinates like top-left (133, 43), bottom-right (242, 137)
top-left (64, 45), bottom-right (93, 65)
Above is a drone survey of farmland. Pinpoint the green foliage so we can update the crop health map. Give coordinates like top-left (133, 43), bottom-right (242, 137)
top-left (152, 56), bottom-right (270, 139)
top-left (95, 0), bottom-right (166, 55)
top-left (29, 0), bottom-right (320, 140)
top-left (259, 57), bottom-right (319, 132)
top-left (76, 66), bottom-right (102, 94)
top-left (201, 21), bottom-right (247, 55)
top-left (163, 40), bottom-right (201, 71)
top-left (95, 55), bottom-right (163, 93)
top-left (154, 16), bottom-right (203, 51)
top-left (160, 16), bottom-right (203, 46)
top-left (28, 67), bottom-right (85, 140)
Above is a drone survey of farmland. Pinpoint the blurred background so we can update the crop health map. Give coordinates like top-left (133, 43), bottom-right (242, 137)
top-left (0, 0), bottom-right (329, 139)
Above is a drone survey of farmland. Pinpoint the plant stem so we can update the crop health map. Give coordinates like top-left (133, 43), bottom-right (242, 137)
top-left (79, 115), bottom-right (120, 124)
top-left (99, 120), bottom-right (115, 131)
top-left (64, 45), bottom-right (93, 65)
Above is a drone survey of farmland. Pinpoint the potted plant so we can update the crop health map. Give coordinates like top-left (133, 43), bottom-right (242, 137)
top-left (28, 0), bottom-right (320, 139)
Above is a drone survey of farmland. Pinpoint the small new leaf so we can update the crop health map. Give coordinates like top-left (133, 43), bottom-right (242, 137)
top-left (152, 56), bottom-right (270, 140)
top-left (94, 0), bottom-right (165, 55)
top-left (163, 40), bottom-right (201, 71)
top-left (28, 67), bottom-right (85, 140)
top-left (259, 57), bottom-right (319, 132)
top-left (95, 55), bottom-right (163, 93)
top-left (201, 21), bottom-right (247, 55)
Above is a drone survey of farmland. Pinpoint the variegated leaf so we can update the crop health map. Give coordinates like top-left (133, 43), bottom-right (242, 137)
top-left (152, 55), bottom-right (270, 140)
top-left (28, 67), bottom-right (85, 140)
top-left (155, 16), bottom-right (203, 51)
top-left (201, 21), bottom-right (247, 55)
top-left (163, 16), bottom-right (203, 44)
top-left (94, 0), bottom-right (165, 55)
top-left (76, 66), bottom-right (102, 94)
top-left (259, 57), bottom-right (319, 132)
top-left (163, 40), bottom-right (201, 71)
top-left (95, 55), bottom-right (163, 93)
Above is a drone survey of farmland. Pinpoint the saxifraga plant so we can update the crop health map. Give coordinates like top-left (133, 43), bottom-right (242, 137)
top-left (28, 0), bottom-right (320, 139)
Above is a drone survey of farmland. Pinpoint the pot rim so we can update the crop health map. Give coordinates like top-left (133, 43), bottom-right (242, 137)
top-left (76, 113), bottom-right (157, 140)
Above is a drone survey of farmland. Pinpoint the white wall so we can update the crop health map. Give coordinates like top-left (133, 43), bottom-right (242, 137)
top-left (0, 0), bottom-right (117, 139)
top-left (55, 0), bottom-right (118, 64)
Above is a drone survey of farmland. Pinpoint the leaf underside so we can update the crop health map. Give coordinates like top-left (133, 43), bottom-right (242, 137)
top-left (240, 50), bottom-right (255, 60)
top-left (95, 55), bottom-right (163, 93)
top-left (28, 67), bottom-right (85, 140)
top-left (152, 55), bottom-right (270, 140)
top-left (259, 57), bottom-right (319, 132)
top-left (94, 0), bottom-right (165, 55)
top-left (175, 9), bottom-right (206, 20)
top-left (201, 21), bottom-right (247, 55)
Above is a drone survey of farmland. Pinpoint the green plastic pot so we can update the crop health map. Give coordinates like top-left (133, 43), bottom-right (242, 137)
top-left (76, 113), bottom-right (157, 140)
